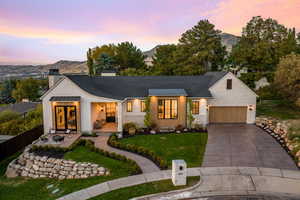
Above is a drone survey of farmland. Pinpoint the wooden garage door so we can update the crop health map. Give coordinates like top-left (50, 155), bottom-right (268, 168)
top-left (209, 106), bottom-right (247, 123)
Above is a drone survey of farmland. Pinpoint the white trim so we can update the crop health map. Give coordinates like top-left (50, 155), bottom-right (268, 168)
top-left (40, 76), bottom-right (66, 100)
top-left (209, 72), bottom-right (258, 97)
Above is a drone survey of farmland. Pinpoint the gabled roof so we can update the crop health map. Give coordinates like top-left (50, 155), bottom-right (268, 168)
top-left (204, 71), bottom-right (229, 87)
top-left (65, 75), bottom-right (224, 100)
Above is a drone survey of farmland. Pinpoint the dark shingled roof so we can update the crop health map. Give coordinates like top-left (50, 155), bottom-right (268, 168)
top-left (0, 102), bottom-right (40, 115)
top-left (204, 71), bottom-right (229, 87)
top-left (65, 72), bottom-right (228, 100)
top-left (148, 89), bottom-right (187, 96)
top-left (50, 96), bottom-right (81, 102)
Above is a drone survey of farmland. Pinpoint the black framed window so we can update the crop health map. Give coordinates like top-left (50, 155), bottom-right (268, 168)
top-left (192, 101), bottom-right (199, 114)
top-left (158, 99), bottom-right (177, 119)
top-left (227, 79), bottom-right (232, 90)
top-left (140, 100), bottom-right (146, 112)
top-left (55, 105), bottom-right (77, 131)
top-left (127, 101), bottom-right (133, 112)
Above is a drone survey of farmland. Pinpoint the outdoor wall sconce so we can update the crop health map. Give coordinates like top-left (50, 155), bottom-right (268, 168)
top-left (248, 105), bottom-right (254, 111)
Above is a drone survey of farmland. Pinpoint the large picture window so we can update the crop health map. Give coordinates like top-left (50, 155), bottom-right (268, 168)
top-left (158, 99), bottom-right (178, 119)
top-left (192, 101), bottom-right (199, 114)
top-left (140, 100), bottom-right (146, 112)
top-left (127, 101), bottom-right (133, 112)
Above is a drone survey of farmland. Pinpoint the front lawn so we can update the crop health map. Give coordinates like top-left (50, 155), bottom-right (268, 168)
top-left (119, 133), bottom-right (208, 168)
top-left (0, 145), bottom-right (135, 200)
top-left (89, 176), bottom-right (200, 200)
top-left (257, 100), bottom-right (300, 120)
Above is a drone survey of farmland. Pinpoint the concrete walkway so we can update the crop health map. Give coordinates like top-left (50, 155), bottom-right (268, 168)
top-left (57, 167), bottom-right (300, 200)
top-left (90, 135), bottom-right (160, 173)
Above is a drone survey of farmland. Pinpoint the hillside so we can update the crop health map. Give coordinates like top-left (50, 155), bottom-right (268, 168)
top-left (0, 60), bottom-right (88, 81)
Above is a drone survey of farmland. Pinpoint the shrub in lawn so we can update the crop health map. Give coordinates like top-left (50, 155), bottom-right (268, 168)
top-left (108, 134), bottom-right (168, 170)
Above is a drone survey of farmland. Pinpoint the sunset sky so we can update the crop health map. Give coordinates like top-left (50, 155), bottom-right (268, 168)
top-left (0, 0), bottom-right (299, 65)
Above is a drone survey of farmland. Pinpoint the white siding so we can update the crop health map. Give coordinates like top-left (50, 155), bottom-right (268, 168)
top-left (208, 72), bottom-right (257, 124)
top-left (42, 77), bottom-right (122, 134)
top-left (122, 99), bottom-right (145, 127)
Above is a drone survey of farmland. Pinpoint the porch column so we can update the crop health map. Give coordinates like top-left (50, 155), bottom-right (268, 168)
top-left (117, 102), bottom-right (123, 132)
top-left (199, 99), bottom-right (208, 125)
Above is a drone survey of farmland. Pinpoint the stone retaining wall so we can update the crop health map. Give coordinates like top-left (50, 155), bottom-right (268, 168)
top-left (5, 152), bottom-right (109, 179)
top-left (256, 117), bottom-right (300, 168)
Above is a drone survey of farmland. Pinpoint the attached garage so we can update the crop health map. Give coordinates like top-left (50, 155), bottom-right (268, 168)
top-left (209, 106), bottom-right (247, 123)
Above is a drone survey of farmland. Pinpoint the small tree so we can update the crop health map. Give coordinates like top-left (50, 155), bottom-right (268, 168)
top-left (187, 99), bottom-right (195, 128)
top-left (143, 97), bottom-right (152, 128)
top-left (274, 53), bottom-right (300, 106)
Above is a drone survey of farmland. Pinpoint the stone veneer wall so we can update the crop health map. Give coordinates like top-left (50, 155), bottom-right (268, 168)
top-left (6, 152), bottom-right (109, 179)
top-left (256, 117), bottom-right (300, 168)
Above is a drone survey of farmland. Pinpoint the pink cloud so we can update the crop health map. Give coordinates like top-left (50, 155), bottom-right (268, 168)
top-left (209, 0), bottom-right (300, 35)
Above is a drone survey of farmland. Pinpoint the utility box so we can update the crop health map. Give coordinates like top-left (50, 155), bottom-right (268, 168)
top-left (172, 160), bottom-right (187, 186)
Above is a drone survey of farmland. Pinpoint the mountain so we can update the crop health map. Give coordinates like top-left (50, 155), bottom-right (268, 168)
top-left (142, 33), bottom-right (240, 58)
top-left (0, 60), bottom-right (88, 81)
top-left (220, 33), bottom-right (240, 52)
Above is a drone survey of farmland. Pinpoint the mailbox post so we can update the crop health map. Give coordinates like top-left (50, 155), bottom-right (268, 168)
top-left (172, 160), bottom-right (187, 186)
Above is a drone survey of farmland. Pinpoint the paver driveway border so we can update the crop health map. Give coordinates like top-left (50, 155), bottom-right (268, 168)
top-left (202, 124), bottom-right (297, 170)
top-left (57, 167), bottom-right (300, 200)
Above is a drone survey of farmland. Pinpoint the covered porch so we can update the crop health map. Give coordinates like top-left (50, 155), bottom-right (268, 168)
top-left (91, 102), bottom-right (122, 133)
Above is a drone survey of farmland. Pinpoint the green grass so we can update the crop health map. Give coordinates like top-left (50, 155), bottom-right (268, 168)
top-left (119, 133), bottom-right (208, 168)
top-left (89, 176), bottom-right (200, 200)
top-left (0, 146), bottom-right (135, 200)
top-left (257, 100), bottom-right (300, 120)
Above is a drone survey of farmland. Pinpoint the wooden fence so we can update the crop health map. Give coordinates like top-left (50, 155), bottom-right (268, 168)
top-left (0, 125), bottom-right (43, 160)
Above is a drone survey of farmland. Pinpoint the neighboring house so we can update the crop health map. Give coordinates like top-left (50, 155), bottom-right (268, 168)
top-left (0, 102), bottom-right (40, 117)
top-left (41, 70), bottom-right (257, 134)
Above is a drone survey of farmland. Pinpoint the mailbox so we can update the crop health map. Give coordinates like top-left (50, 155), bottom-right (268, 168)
top-left (172, 160), bottom-right (187, 186)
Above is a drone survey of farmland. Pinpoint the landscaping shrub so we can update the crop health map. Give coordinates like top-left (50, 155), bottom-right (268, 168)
top-left (123, 122), bottom-right (137, 135)
top-left (0, 109), bottom-right (20, 123)
top-left (0, 105), bottom-right (43, 135)
top-left (108, 134), bottom-right (168, 169)
top-left (31, 138), bottom-right (142, 175)
top-left (175, 124), bottom-right (184, 132)
top-left (81, 131), bottom-right (98, 137)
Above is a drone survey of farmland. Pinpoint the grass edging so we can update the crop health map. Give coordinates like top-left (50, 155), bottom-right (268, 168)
top-left (89, 176), bottom-right (201, 200)
top-left (108, 134), bottom-right (168, 169)
top-left (31, 139), bottom-right (142, 175)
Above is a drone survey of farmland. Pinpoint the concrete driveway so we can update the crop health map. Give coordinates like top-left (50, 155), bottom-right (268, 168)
top-left (202, 124), bottom-right (298, 170)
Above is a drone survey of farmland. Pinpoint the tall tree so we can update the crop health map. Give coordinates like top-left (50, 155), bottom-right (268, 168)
top-left (173, 20), bottom-right (226, 75)
top-left (115, 42), bottom-right (146, 71)
top-left (231, 16), bottom-right (298, 72)
top-left (91, 44), bottom-right (116, 60)
top-left (274, 53), bottom-right (300, 106)
top-left (93, 53), bottom-right (115, 74)
top-left (87, 48), bottom-right (94, 75)
top-left (152, 44), bottom-right (177, 75)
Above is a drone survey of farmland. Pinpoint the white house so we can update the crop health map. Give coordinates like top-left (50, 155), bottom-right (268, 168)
top-left (41, 70), bottom-right (257, 134)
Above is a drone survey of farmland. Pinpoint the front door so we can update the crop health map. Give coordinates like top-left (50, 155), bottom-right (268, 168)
top-left (105, 103), bottom-right (116, 122)
top-left (55, 106), bottom-right (77, 130)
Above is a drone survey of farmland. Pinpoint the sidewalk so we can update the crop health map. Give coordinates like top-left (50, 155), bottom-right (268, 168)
top-left (57, 167), bottom-right (300, 200)
top-left (91, 136), bottom-right (160, 173)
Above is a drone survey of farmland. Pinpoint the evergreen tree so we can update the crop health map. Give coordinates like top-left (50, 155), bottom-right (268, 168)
top-left (152, 45), bottom-right (177, 75)
top-left (173, 19), bottom-right (226, 75)
top-left (87, 48), bottom-right (94, 75)
top-left (115, 42), bottom-right (146, 71)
